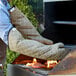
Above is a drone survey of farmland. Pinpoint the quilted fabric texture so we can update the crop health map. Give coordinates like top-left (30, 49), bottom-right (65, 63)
top-left (10, 7), bottom-right (53, 45)
top-left (9, 28), bottom-right (69, 60)
top-left (9, 7), bottom-right (69, 60)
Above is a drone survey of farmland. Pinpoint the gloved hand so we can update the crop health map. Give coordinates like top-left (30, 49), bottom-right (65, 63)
top-left (39, 43), bottom-right (66, 60)
top-left (9, 28), bottom-right (69, 60)
top-left (10, 7), bottom-right (53, 45)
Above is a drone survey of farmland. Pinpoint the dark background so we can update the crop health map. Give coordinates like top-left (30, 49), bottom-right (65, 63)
top-left (28, 0), bottom-right (43, 24)
top-left (42, 1), bottom-right (76, 44)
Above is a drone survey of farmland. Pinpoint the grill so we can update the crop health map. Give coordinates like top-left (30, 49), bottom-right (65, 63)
top-left (7, 49), bottom-right (76, 76)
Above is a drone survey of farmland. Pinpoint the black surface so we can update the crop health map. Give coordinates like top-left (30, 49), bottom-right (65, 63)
top-left (7, 64), bottom-right (44, 76)
top-left (42, 1), bottom-right (76, 44)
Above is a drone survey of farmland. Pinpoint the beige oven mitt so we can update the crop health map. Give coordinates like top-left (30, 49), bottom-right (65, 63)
top-left (9, 28), bottom-right (69, 60)
top-left (10, 7), bottom-right (53, 45)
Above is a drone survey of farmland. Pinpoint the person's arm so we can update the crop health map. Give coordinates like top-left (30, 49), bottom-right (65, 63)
top-left (10, 7), bottom-right (53, 45)
top-left (9, 28), bottom-right (68, 60)
top-left (8, 7), bottom-right (69, 60)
